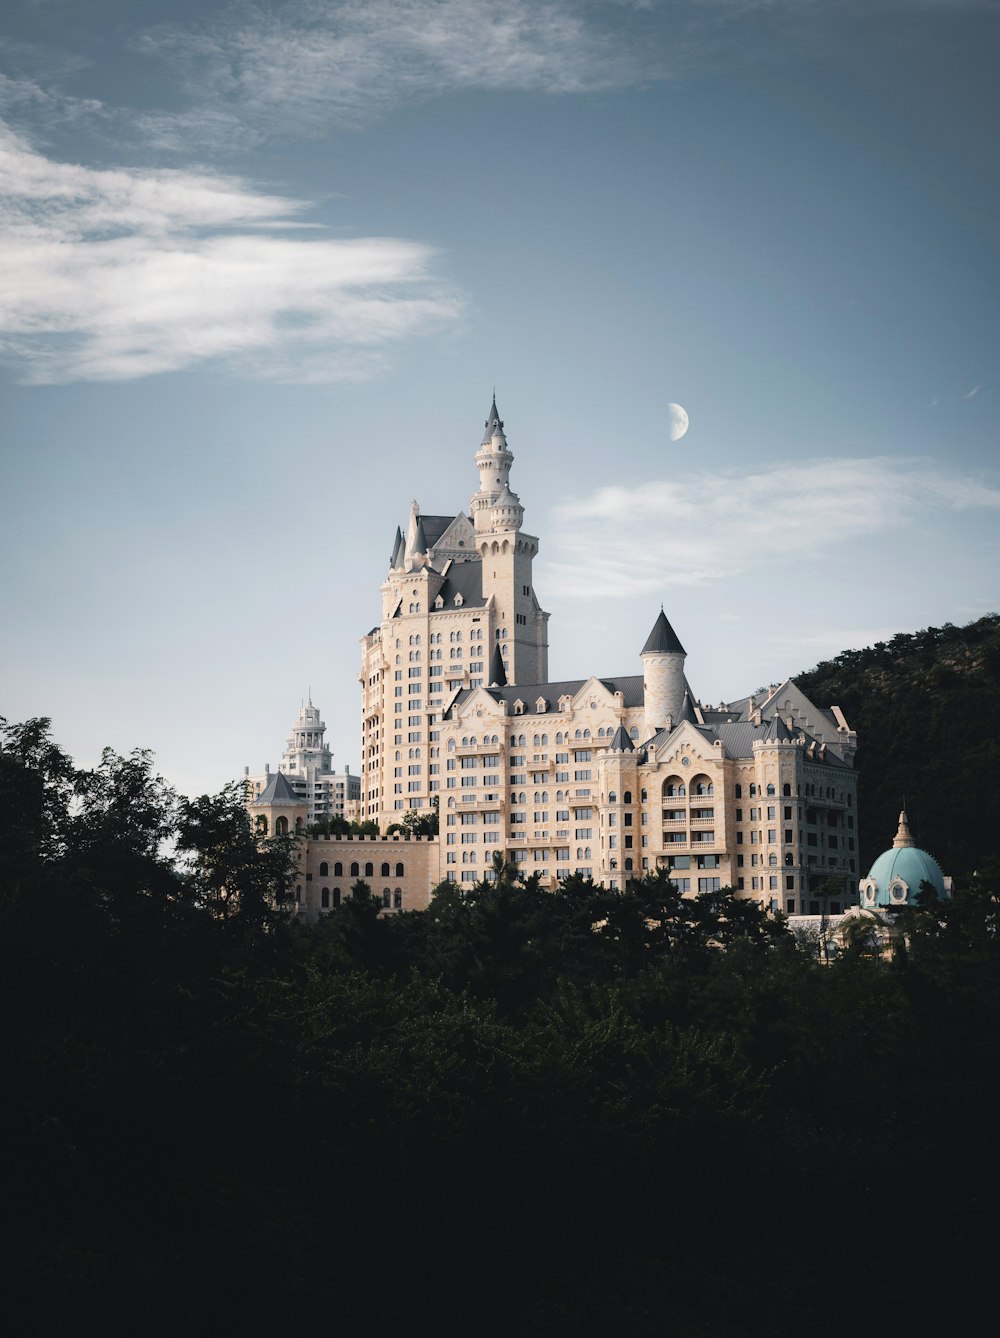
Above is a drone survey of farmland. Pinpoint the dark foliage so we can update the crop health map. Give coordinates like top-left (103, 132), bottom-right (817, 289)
top-left (795, 612), bottom-right (1000, 875)
top-left (2, 718), bottom-right (998, 1335)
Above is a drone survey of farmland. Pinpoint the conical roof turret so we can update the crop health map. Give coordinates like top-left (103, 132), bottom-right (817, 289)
top-left (390, 525), bottom-right (403, 569)
top-left (489, 644), bottom-right (507, 687)
top-left (481, 393), bottom-right (506, 447)
top-left (677, 689), bottom-right (697, 724)
top-left (641, 608), bottom-right (686, 656)
top-left (608, 724), bottom-right (635, 753)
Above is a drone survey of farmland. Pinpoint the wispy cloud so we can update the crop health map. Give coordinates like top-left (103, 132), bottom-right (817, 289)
top-left (0, 125), bottom-right (461, 382)
top-left (135, 0), bottom-right (650, 140)
top-left (964, 384), bottom-right (983, 399)
top-left (545, 458), bottom-right (1000, 598)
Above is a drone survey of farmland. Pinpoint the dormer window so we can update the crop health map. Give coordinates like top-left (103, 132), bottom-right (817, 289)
top-left (434, 596), bottom-right (444, 609)
top-left (454, 593), bottom-right (464, 606)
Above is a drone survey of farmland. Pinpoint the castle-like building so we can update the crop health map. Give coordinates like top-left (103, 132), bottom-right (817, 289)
top-left (252, 398), bottom-right (861, 920)
top-left (246, 699), bottom-right (360, 826)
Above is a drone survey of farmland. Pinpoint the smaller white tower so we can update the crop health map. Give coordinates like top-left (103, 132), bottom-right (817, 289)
top-left (472, 396), bottom-right (518, 535)
top-left (641, 608), bottom-right (687, 731)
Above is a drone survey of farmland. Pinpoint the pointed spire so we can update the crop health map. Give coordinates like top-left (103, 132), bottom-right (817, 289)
top-left (481, 393), bottom-right (506, 447)
top-left (390, 525), bottom-right (403, 568)
top-left (412, 517), bottom-right (428, 556)
top-left (678, 689), bottom-right (697, 724)
top-left (641, 608), bottom-right (686, 656)
top-left (608, 723), bottom-right (635, 753)
top-left (488, 644), bottom-right (507, 687)
top-left (892, 809), bottom-right (915, 849)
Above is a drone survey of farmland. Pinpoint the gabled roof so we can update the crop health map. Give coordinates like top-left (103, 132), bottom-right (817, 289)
top-left (418, 514), bottom-right (456, 549)
top-left (251, 771), bottom-right (306, 806)
top-left (641, 609), bottom-right (686, 656)
top-left (451, 673), bottom-right (646, 714)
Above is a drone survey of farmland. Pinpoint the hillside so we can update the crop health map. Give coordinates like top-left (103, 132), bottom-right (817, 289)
top-left (793, 613), bottom-right (1000, 877)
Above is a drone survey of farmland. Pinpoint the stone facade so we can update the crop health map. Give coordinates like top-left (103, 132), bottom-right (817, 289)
top-left (253, 397), bottom-right (861, 919)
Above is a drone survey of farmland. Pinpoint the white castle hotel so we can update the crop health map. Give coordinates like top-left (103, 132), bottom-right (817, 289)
top-left (249, 398), bottom-right (861, 919)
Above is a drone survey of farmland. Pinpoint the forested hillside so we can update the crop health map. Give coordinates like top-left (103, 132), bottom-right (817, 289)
top-left (2, 717), bottom-right (999, 1336)
top-left (794, 613), bottom-right (1000, 876)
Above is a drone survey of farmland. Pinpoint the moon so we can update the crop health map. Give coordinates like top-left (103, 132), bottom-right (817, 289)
top-left (667, 403), bottom-right (689, 442)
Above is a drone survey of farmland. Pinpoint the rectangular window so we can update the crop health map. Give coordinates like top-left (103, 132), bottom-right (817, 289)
top-left (573, 770), bottom-right (592, 781)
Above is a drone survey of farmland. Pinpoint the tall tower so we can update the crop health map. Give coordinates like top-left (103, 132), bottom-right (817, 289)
top-left (357, 397), bottom-right (550, 825)
top-left (471, 397), bottom-right (547, 688)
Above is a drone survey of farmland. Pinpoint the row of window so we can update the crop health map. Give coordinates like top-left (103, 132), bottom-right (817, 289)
top-left (317, 860), bottom-right (405, 878)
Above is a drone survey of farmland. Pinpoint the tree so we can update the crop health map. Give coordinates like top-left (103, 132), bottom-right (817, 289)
top-left (176, 782), bottom-right (298, 932)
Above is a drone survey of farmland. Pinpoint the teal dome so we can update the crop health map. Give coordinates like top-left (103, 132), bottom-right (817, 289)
top-left (860, 811), bottom-right (948, 908)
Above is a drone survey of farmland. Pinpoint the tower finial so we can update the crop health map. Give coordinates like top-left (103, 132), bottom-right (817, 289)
top-left (893, 808), bottom-right (915, 849)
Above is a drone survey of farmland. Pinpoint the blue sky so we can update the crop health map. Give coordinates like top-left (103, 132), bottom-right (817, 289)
top-left (2, 0), bottom-right (998, 799)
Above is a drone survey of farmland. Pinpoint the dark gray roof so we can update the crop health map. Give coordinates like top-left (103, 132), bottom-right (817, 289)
top-left (420, 514), bottom-right (456, 549)
top-left (759, 714), bottom-right (794, 742)
top-left (452, 673), bottom-right (646, 714)
top-left (608, 724), bottom-right (634, 753)
top-left (641, 609), bottom-right (686, 656)
top-left (251, 771), bottom-right (306, 806)
top-left (436, 560), bottom-right (486, 609)
top-left (412, 518), bottom-right (428, 554)
top-left (489, 644), bottom-right (507, 686)
top-left (481, 395), bottom-right (503, 445)
top-left (678, 690), bottom-right (697, 724)
top-left (389, 526), bottom-right (403, 568)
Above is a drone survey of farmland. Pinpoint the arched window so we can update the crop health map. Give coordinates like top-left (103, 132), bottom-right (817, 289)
top-left (321, 887), bottom-right (330, 908)
top-left (785, 853), bottom-right (793, 866)
top-left (750, 784), bottom-right (758, 797)
top-left (382, 889), bottom-right (391, 908)
top-left (767, 784), bottom-right (775, 796)
top-left (662, 777), bottom-right (685, 798)
top-left (275, 816), bottom-right (289, 836)
top-left (381, 862), bottom-right (390, 877)
top-left (624, 858), bottom-right (633, 871)
top-left (350, 862), bottom-right (360, 877)
top-left (608, 790), bottom-right (617, 803)
top-left (334, 861), bottom-right (343, 877)
top-left (394, 890), bottom-right (403, 909)
top-left (629, 727), bottom-right (639, 739)
top-left (735, 784), bottom-right (742, 798)
top-left (255, 814), bottom-right (268, 835)
top-left (396, 862), bottom-right (404, 877)
top-left (333, 887), bottom-right (342, 907)
top-left (319, 861), bottom-right (329, 877)
top-left (782, 783), bottom-right (791, 797)
top-left (769, 854), bottom-right (777, 866)
top-left (623, 791), bottom-right (632, 804)
top-left (364, 862), bottom-right (374, 877)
